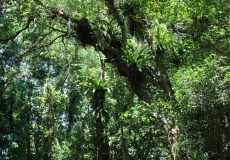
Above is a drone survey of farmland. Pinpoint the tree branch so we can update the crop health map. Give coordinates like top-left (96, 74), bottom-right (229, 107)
top-left (104, 0), bottom-right (127, 48)
top-left (12, 33), bottom-right (65, 67)
top-left (34, 0), bottom-right (153, 102)
top-left (48, 26), bottom-right (67, 34)
top-left (23, 33), bottom-right (65, 56)
top-left (142, 23), bottom-right (175, 102)
top-left (0, 17), bottom-right (33, 43)
top-left (22, 31), bottom-right (54, 55)
top-left (155, 46), bottom-right (174, 102)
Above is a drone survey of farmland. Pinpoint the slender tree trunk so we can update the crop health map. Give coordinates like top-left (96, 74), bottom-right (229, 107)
top-left (26, 111), bottom-right (32, 160)
top-left (0, 60), bottom-right (5, 107)
top-left (142, 129), bottom-right (153, 160)
top-left (93, 57), bottom-right (110, 160)
top-left (26, 95), bottom-right (32, 160)
top-left (43, 137), bottom-right (52, 160)
top-left (9, 94), bottom-right (14, 130)
top-left (120, 120), bottom-right (126, 159)
top-left (35, 121), bottom-right (41, 160)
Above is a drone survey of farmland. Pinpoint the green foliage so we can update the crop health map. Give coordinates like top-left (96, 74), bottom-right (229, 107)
top-left (123, 39), bottom-right (153, 70)
top-left (172, 54), bottom-right (230, 159)
top-left (173, 54), bottom-right (230, 107)
top-left (0, 0), bottom-right (229, 159)
top-left (87, 78), bottom-right (110, 91)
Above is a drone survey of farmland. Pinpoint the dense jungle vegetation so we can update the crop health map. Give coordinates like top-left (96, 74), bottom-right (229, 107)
top-left (0, 0), bottom-right (229, 159)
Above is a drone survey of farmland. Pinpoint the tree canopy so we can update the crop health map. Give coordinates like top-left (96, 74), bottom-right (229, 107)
top-left (0, 0), bottom-right (229, 159)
